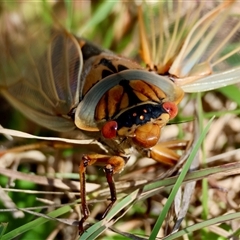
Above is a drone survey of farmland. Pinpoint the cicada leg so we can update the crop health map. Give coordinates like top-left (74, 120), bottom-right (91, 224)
top-left (146, 140), bottom-right (189, 166)
top-left (78, 154), bottom-right (126, 235)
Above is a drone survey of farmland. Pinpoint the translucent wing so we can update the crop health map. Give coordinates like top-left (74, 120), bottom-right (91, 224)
top-left (0, 4), bottom-right (83, 132)
top-left (138, 0), bottom-right (240, 92)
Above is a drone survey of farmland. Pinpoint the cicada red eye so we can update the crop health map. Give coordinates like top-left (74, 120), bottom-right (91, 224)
top-left (162, 102), bottom-right (178, 119)
top-left (101, 121), bottom-right (118, 139)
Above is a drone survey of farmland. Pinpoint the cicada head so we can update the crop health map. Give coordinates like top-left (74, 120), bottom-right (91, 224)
top-left (101, 101), bottom-right (178, 148)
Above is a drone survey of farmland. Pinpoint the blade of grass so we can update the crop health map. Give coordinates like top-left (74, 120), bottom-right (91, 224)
top-left (40, 0), bottom-right (53, 25)
top-left (1, 205), bottom-right (72, 240)
top-left (79, 1), bottom-right (115, 35)
top-left (149, 116), bottom-right (215, 239)
top-left (197, 92), bottom-right (209, 240)
top-left (141, 162), bottom-right (240, 198)
top-left (218, 85), bottom-right (240, 106)
top-left (0, 223), bottom-right (8, 238)
top-left (80, 189), bottom-right (140, 239)
top-left (63, 0), bottom-right (73, 31)
top-left (163, 212), bottom-right (240, 240)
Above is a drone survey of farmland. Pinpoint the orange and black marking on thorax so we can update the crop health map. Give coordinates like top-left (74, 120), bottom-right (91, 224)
top-left (95, 79), bottom-right (168, 122)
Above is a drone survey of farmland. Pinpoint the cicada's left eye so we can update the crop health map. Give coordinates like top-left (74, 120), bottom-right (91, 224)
top-left (162, 102), bottom-right (178, 119)
top-left (101, 121), bottom-right (118, 139)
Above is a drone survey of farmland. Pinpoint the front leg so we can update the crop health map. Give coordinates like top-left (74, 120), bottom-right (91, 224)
top-left (143, 140), bottom-right (189, 166)
top-left (78, 154), bottom-right (126, 235)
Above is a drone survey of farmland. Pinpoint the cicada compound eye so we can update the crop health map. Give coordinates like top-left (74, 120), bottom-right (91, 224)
top-left (162, 102), bottom-right (178, 119)
top-left (101, 121), bottom-right (118, 139)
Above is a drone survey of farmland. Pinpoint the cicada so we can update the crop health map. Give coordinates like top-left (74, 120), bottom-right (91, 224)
top-left (0, 0), bottom-right (240, 237)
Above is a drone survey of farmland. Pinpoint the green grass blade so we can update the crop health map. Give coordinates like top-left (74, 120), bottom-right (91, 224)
top-left (218, 85), bottom-right (240, 106)
top-left (149, 116), bottom-right (215, 239)
top-left (1, 206), bottom-right (72, 240)
top-left (0, 223), bottom-right (8, 238)
top-left (79, 1), bottom-right (115, 35)
top-left (63, 0), bottom-right (73, 31)
top-left (80, 189), bottom-right (140, 239)
top-left (164, 212), bottom-right (240, 240)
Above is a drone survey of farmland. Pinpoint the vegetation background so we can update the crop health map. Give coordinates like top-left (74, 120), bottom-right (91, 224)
top-left (0, 1), bottom-right (240, 240)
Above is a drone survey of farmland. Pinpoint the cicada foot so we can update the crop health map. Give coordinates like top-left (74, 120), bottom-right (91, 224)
top-left (78, 154), bottom-right (126, 235)
top-left (146, 140), bottom-right (189, 166)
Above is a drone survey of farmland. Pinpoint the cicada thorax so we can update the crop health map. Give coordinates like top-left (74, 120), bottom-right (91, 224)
top-left (75, 39), bottom-right (182, 149)
top-left (95, 77), bottom-right (175, 149)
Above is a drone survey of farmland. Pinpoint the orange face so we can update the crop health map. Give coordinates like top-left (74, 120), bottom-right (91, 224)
top-left (132, 123), bottom-right (162, 148)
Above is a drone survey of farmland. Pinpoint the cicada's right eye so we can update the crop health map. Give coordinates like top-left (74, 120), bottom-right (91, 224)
top-left (162, 102), bottom-right (178, 120)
